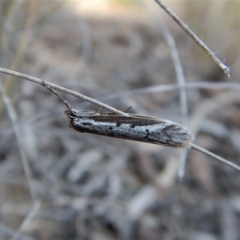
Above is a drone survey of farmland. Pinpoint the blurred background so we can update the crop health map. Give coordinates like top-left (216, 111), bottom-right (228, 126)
top-left (0, 0), bottom-right (240, 239)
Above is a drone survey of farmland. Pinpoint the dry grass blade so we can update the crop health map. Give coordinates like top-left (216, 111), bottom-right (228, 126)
top-left (0, 67), bottom-right (129, 116)
top-left (190, 143), bottom-right (240, 172)
top-left (154, 0), bottom-right (231, 78)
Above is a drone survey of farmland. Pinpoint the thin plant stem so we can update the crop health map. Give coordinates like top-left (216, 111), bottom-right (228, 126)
top-left (190, 143), bottom-right (240, 172)
top-left (154, 0), bottom-right (231, 78)
top-left (10, 201), bottom-right (41, 240)
top-left (0, 80), bottom-right (36, 200)
top-left (101, 81), bottom-right (240, 100)
top-left (0, 79), bottom-right (40, 240)
top-left (147, 3), bottom-right (189, 177)
top-left (0, 67), bottom-right (129, 116)
top-left (0, 223), bottom-right (32, 240)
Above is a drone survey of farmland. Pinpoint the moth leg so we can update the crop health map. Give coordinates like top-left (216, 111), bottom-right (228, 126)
top-left (105, 106), bottom-right (132, 116)
top-left (90, 106), bottom-right (132, 116)
top-left (41, 80), bottom-right (74, 113)
top-left (97, 107), bottom-right (103, 114)
top-left (121, 106), bottom-right (132, 112)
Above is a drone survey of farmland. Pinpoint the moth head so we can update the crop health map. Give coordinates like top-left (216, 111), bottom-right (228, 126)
top-left (65, 109), bottom-right (78, 118)
top-left (65, 109), bottom-right (98, 118)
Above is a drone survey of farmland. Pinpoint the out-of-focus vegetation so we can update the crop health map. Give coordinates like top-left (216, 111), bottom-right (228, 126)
top-left (0, 1), bottom-right (240, 240)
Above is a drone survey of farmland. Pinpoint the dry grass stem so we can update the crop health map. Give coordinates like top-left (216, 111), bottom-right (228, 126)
top-left (154, 0), bottom-right (231, 78)
top-left (0, 223), bottom-right (32, 240)
top-left (0, 81), bottom-right (36, 199)
top-left (0, 80), bottom-right (40, 239)
top-left (100, 82), bottom-right (240, 103)
top-left (190, 143), bottom-right (240, 172)
top-left (0, 67), bottom-right (129, 116)
top-left (139, 0), bottom-right (189, 177)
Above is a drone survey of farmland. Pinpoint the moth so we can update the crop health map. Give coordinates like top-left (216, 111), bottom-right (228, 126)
top-left (42, 82), bottom-right (240, 172)
top-left (65, 109), bottom-right (193, 148)
top-left (42, 82), bottom-right (192, 148)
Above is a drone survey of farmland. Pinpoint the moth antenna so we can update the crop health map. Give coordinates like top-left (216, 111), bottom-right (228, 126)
top-left (190, 143), bottom-right (240, 172)
top-left (42, 81), bottom-right (74, 114)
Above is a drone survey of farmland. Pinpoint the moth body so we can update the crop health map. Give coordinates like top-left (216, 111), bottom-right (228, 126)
top-left (65, 110), bottom-right (193, 148)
